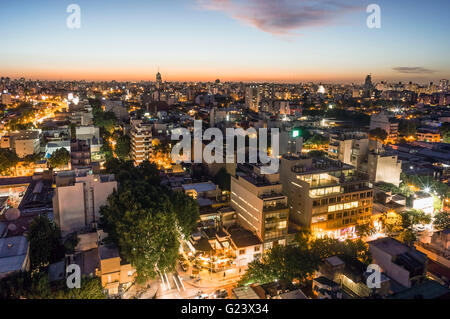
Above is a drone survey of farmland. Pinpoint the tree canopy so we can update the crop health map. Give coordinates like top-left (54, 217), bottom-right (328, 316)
top-left (27, 215), bottom-right (65, 271)
top-left (433, 211), bottom-right (450, 231)
top-left (439, 122), bottom-right (450, 144)
top-left (48, 147), bottom-right (70, 169)
top-left (399, 119), bottom-right (416, 137)
top-left (100, 160), bottom-right (199, 283)
top-left (0, 148), bottom-right (19, 175)
top-left (115, 134), bottom-right (131, 160)
top-left (238, 236), bottom-right (371, 286)
top-left (369, 128), bottom-right (388, 142)
top-left (214, 167), bottom-right (231, 192)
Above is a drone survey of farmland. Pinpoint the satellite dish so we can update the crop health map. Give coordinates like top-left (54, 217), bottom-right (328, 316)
top-left (5, 208), bottom-right (20, 221)
top-left (7, 223), bottom-right (17, 232)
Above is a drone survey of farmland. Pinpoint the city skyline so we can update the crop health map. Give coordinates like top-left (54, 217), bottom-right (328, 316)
top-left (1, 0), bottom-right (449, 83)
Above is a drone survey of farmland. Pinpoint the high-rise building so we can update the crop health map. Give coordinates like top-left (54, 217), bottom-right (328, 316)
top-left (245, 85), bottom-right (260, 112)
top-left (130, 120), bottom-right (153, 166)
top-left (280, 156), bottom-right (373, 239)
top-left (156, 70), bottom-right (162, 89)
top-left (364, 74), bottom-right (374, 91)
top-left (439, 79), bottom-right (449, 92)
top-left (230, 164), bottom-right (289, 251)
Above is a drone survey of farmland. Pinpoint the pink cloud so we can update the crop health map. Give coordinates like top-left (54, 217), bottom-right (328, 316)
top-left (196, 0), bottom-right (363, 36)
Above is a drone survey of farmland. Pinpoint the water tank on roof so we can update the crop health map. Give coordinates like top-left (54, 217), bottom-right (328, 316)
top-left (5, 208), bottom-right (20, 221)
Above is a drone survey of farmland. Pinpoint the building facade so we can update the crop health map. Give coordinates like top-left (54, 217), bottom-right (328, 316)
top-left (53, 171), bottom-right (117, 236)
top-left (230, 165), bottom-right (289, 251)
top-left (280, 156), bottom-right (373, 239)
top-left (131, 121), bottom-right (153, 166)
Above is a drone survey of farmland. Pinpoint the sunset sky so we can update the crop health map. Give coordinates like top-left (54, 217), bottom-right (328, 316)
top-left (1, 0), bottom-right (449, 83)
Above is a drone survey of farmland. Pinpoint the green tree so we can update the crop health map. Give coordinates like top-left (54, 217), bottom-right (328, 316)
top-left (399, 119), bottom-right (416, 137)
top-left (238, 245), bottom-right (317, 286)
top-left (213, 167), bottom-right (231, 191)
top-left (399, 209), bottom-right (431, 230)
top-left (100, 161), bottom-right (197, 283)
top-left (115, 134), bottom-right (131, 160)
top-left (94, 111), bottom-right (117, 133)
top-left (48, 147), bottom-right (70, 169)
top-left (0, 148), bottom-right (19, 175)
top-left (171, 190), bottom-right (200, 238)
top-left (355, 222), bottom-right (377, 239)
top-left (53, 277), bottom-right (107, 299)
top-left (101, 188), bottom-right (180, 283)
top-left (23, 153), bottom-right (42, 164)
top-left (433, 211), bottom-right (450, 231)
top-left (369, 128), bottom-right (388, 142)
top-left (304, 134), bottom-right (329, 148)
top-left (239, 236), bottom-right (371, 286)
top-left (27, 216), bottom-right (65, 271)
top-left (398, 229), bottom-right (417, 246)
top-left (439, 122), bottom-right (450, 143)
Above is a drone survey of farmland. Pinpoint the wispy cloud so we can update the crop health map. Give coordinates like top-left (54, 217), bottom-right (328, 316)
top-left (392, 67), bottom-right (436, 74)
top-left (196, 0), bottom-right (362, 36)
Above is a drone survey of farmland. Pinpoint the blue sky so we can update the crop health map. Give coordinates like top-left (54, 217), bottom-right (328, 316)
top-left (0, 0), bottom-right (449, 83)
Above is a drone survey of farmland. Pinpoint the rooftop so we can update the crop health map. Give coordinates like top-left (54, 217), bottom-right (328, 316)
top-left (98, 246), bottom-right (119, 260)
top-left (0, 235), bottom-right (29, 275)
top-left (228, 226), bottom-right (262, 248)
top-left (388, 280), bottom-right (450, 299)
top-left (182, 182), bottom-right (217, 193)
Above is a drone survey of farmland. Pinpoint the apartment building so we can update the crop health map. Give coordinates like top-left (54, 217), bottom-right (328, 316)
top-left (280, 155), bottom-right (373, 239)
top-left (369, 237), bottom-right (428, 288)
top-left (95, 245), bottom-right (136, 296)
top-left (53, 170), bottom-right (117, 236)
top-left (230, 164), bottom-right (289, 250)
top-left (1, 130), bottom-right (40, 158)
top-left (245, 85), bottom-right (261, 112)
top-left (70, 139), bottom-right (91, 169)
top-left (367, 151), bottom-right (402, 187)
top-left (416, 129), bottom-right (441, 143)
top-left (130, 120), bottom-right (153, 166)
top-left (328, 132), bottom-right (369, 168)
top-left (370, 111), bottom-right (399, 141)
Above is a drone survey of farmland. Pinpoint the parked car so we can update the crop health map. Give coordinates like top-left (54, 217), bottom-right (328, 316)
top-left (214, 289), bottom-right (228, 299)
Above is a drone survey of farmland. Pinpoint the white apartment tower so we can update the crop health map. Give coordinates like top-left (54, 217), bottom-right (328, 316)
top-left (131, 121), bottom-right (153, 166)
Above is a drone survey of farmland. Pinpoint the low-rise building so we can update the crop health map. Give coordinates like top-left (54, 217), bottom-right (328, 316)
top-left (368, 237), bottom-right (428, 288)
top-left (0, 235), bottom-right (30, 279)
top-left (95, 245), bottom-right (136, 296)
top-left (367, 152), bottom-right (402, 187)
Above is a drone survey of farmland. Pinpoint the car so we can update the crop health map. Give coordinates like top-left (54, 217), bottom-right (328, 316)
top-left (415, 224), bottom-right (426, 232)
top-left (214, 289), bottom-right (228, 299)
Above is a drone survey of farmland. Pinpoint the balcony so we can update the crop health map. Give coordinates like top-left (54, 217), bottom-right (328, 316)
top-left (263, 202), bottom-right (288, 212)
